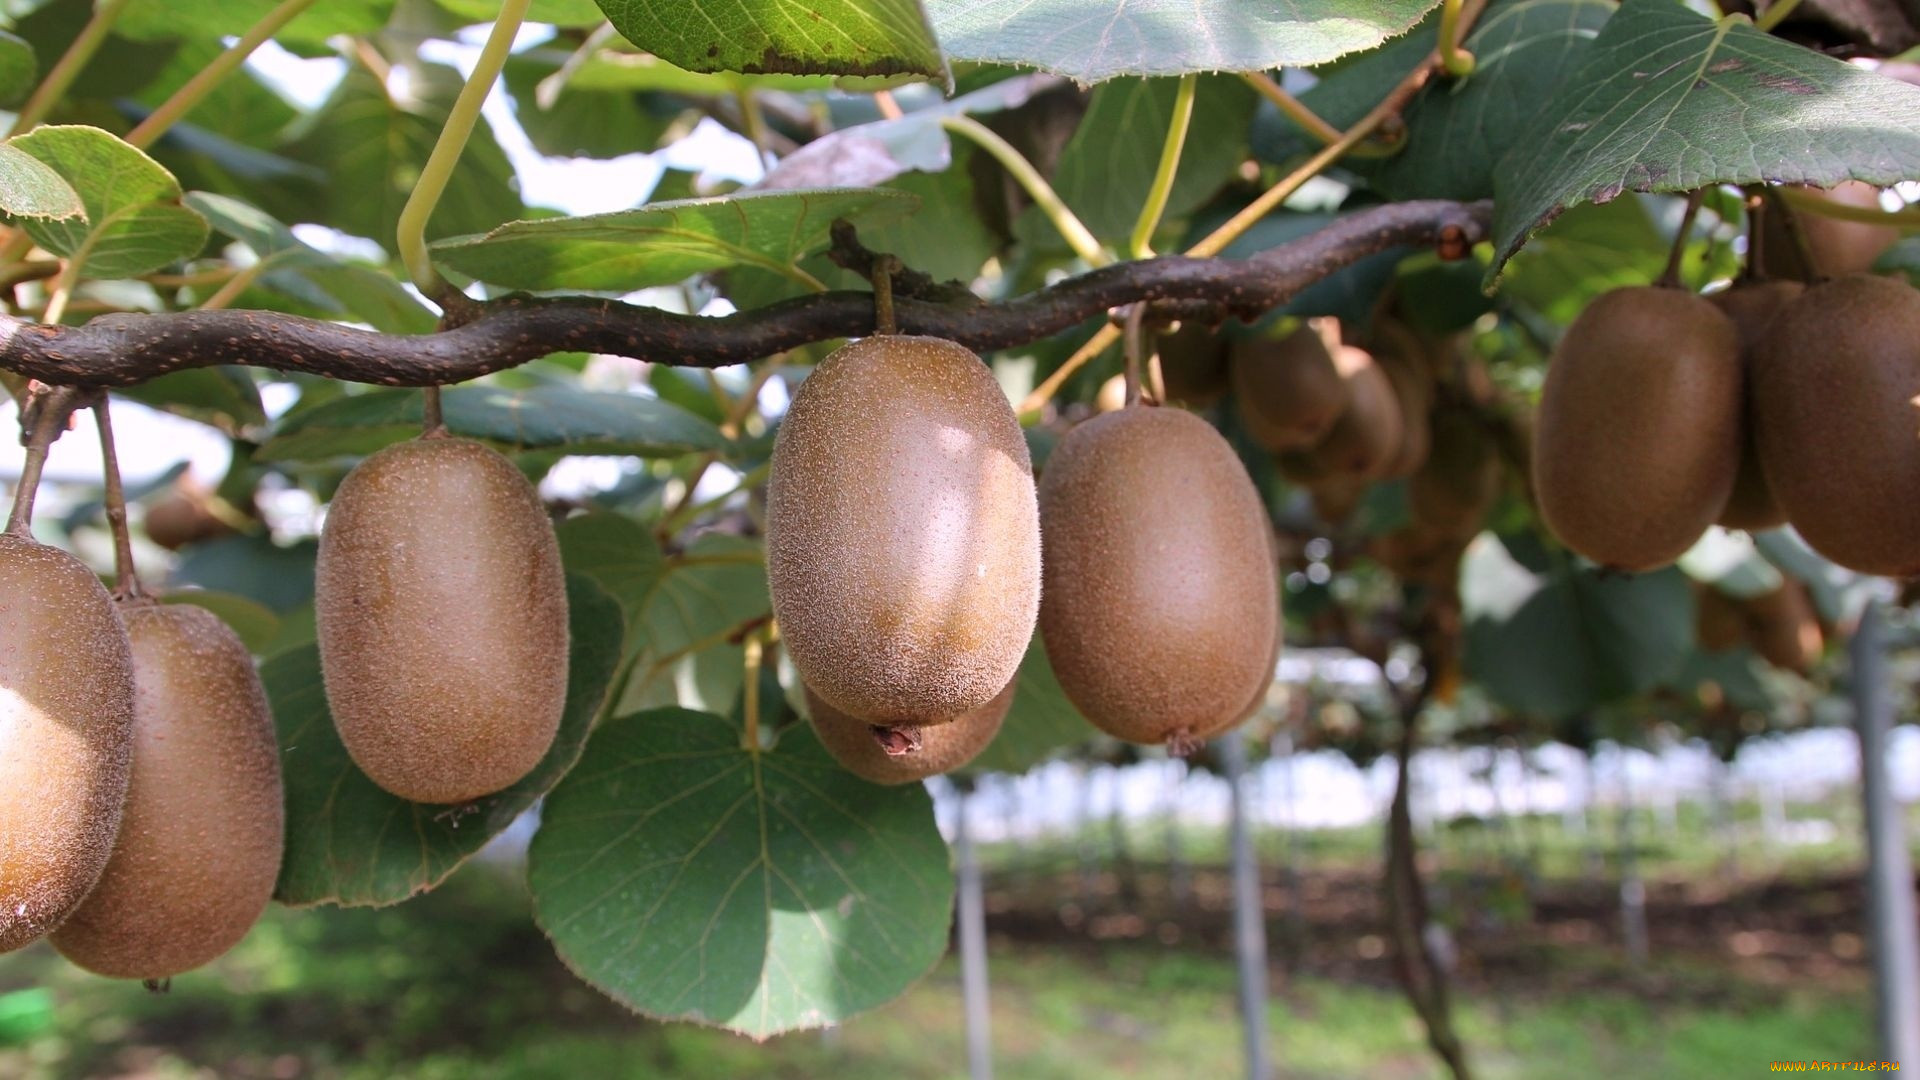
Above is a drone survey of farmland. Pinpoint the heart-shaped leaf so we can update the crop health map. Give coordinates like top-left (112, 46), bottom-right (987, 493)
top-left (594, 0), bottom-right (945, 81)
top-left (529, 708), bottom-right (954, 1039)
top-left (11, 125), bottom-right (209, 279)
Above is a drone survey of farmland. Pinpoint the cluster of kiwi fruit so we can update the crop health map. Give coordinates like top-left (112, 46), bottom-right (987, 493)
top-left (1533, 184), bottom-right (1916, 579)
top-left (769, 329), bottom-right (1280, 782)
top-left (1, 423), bottom-right (282, 982)
top-left (1131, 313), bottom-right (1508, 599)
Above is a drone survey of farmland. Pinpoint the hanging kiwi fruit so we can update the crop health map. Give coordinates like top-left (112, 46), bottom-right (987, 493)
top-left (52, 602), bottom-right (284, 979)
top-left (1533, 286), bottom-right (1742, 571)
top-left (806, 680), bottom-right (1015, 785)
top-left (1038, 405), bottom-right (1279, 749)
top-left (1229, 320), bottom-right (1349, 452)
top-left (1154, 320), bottom-right (1230, 407)
top-left (316, 430), bottom-right (571, 805)
top-left (1708, 280), bottom-right (1803, 532)
top-left (768, 334), bottom-right (1042, 727)
top-left (1750, 274), bottom-right (1920, 576)
top-left (0, 393), bottom-right (136, 955)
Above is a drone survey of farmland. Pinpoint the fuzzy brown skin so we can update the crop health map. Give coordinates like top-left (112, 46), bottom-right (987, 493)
top-left (0, 535), bottom-right (134, 954)
top-left (768, 336), bottom-right (1041, 725)
top-left (1307, 346), bottom-right (1405, 481)
top-left (1229, 325), bottom-right (1349, 452)
top-left (806, 681), bottom-right (1014, 785)
top-left (1038, 408), bottom-right (1279, 746)
top-left (1799, 183), bottom-right (1901, 277)
top-left (1695, 585), bottom-right (1748, 654)
top-left (1375, 343), bottom-right (1434, 481)
top-left (1752, 275), bottom-right (1920, 576)
top-left (1408, 408), bottom-right (1499, 538)
top-left (1155, 322), bottom-right (1230, 407)
top-left (53, 604), bottom-right (283, 979)
top-left (1746, 581), bottom-right (1823, 674)
top-left (316, 437), bottom-right (570, 805)
top-left (1709, 281), bottom-right (1803, 532)
top-left (1533, 287), bottom-right (1741, 572)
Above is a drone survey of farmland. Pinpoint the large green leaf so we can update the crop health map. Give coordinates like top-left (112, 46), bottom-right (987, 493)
top-left (502, 53), bottom-right (680, 160)
top-left (1499, 197), bottom-right (1664, 323)
top-left (965, 638), bottom-right (1095, 775)
top-left (0, 29), bottom-right (36, 106)
top-left (187, 192), bottom-right (436, 334)
top-left (927, 0), bottom-right (1443, 82)
top-left (172, 535), bottom-right (318, 615)
top-left (1489, 0), bottom-right (1920, 278)
top-left (528, 708), bottom-right (954, 1038)
top-left (594, 0), bottom-right (945, 81)
top-left (439, 0), bottom-right (606, 25)
top-left (117, 0), bottom-right (392, 43)
top-left (1366, 0), bottom-right (1612, 200)
top-left (116, 368), bottom-right (266, 435)
top-left (10, 125), bottom-right (209, 279)
top-left (257, 386), bottom-right (727, 462)
top-left (430, 188), bottom-right (914, 291)
top-left (1460, 533), bottom-right (1692, 719)
top-left (1048, 75), bottom-right (1258, 244)
top-left (285, 63), bottom-right (521, 252)
top-left (270, 575), bottom-right (623, 907)
top-left (0, 143), bottom-right (82, 221)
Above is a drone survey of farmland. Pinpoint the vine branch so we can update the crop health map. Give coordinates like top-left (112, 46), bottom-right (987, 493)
top-left (0, 200), bottom-right (1491, 388)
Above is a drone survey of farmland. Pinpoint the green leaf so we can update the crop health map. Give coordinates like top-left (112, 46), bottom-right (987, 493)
top-left (594, 0), bottom-right (945, 81)
top-left (115, 368), bottom-right (265, 434)
top-left (1499, 198), bottom-right (1664, 323)
top-left (270, 575), bottom-right (624, 907)
top-left (284, 64), bottom-right (521, 252)
top-left (0, 143), bottom-right (83, 221)
top-left (429, 188), bottom-right (915, 291)
top-left (528, 708), bottom-right (954, 1038)
top-left (0, 29), bottom-right (38, 106)
top-left (173, 535), bottom-right (317, 615)
top-left (1461, 533), bottom-right (1692, 719)
top-left (927, 0), bottom-right (1443, 82)
top-left (1049, 75), bottom-right (1258, 243)
top-left (161, 590), bottom-right (281, 654)
top-left (1365, 0), bottom-right (1613, 201)
top-left (554, 511), bottom-right (668, 633)
top-left (502, 53), bottom-right (679, 160)
top-left (10, 125), bottom-right (209, 279)
top-left (257, 386), bottom-right (727, 463)
top-left (186, 192), bottom-right (436, 333)
top-left (1489, 0), bottom-right (1920, 278)
top-left (117, 0), bottom-right (394, 44)
top-left (439, 0), bottom-right (605, 25)
top-left (965, 638), bottom-right (1096, 774)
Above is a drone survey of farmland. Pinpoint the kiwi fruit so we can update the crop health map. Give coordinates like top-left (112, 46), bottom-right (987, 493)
top-left (768, 335), bottom-right (1041, 725)
top-left (1408, 409), bottom-right (1499, 538)
top-left (51, 603), bottom-right (282, 979)
top-left (1155, 322), bottom-right (1230, 406)
top-left (0, 535), bottom-right (135, 954)
top-left (1533, 286), bottom-right (1741, 571)
top-left (1230, 323), bottom-right (1349, 452)
top-left (1095, 373), bottom-right (1128, 413)
top-left (316, 436), bottom-right (570, 805)
top-left (1751, 275), bottom-right (1920, 576)
top-left (1038, 407), bottom-right (1279, 746)
top-left (1373, 522), bottom-right (1470, 590)
top-left (1374, 345), bottom-right (1434, 480)
top-left (143, 481), bottom-right (235, 551)
top-left (1746, 580), bottom-right (1823, 674)
top-left (1694, 585), bottom-right (1747, 653)
top-left (1709, 281), bottom-right (1804, 532)
top-left (806, 679), bottom-right (1014, 785)
top-left (1798, 182), bottom-right (1900, 277)
top-left (1308, 345), bottom-right (1405, 481)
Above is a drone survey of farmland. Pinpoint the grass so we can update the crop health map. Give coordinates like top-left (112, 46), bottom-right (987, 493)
top-left (0, 848), bottom-right (1878, 1080)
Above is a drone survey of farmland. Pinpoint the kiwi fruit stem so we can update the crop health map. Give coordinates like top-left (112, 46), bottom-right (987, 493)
top-left (1657, 190), bottom-right (1706, 288)
top-left (91, 397), bottom-right (146, 600)
top-left (421, 384), bottom-right (447, 438)
top-left (6, 385), bottom-right (87, 537)
top-left (741, 632), bottom-right (764, 752)
top-left (869, 255), bottom-right (900, 335)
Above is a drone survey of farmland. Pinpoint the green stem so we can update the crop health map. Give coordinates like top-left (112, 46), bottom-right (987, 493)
top-left (396, 0), bottom-right (532, 295)
top-left (125, 0), bottom-right (319, 149)
top-left (1437, 0), bottom-right (1476, 77)
top-left (1129, 74), bottom-right (1196, 259)
top-left (8, 0), bottom-right (132, 136)
top-left (40, 256), bottom-right (82, 326)
top-left (93, 396), bottom-right (144, 598)
top-left (197, 260), bottom-right (268, 311)
top-left (941, 114), bottom-right (1109, 267)
top-left (533, 21), bottom-right (617, 110)
top-left (736, 86), bottom-right (774, 172)
top-left (1755, 0), bottom-right (1805, 32)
